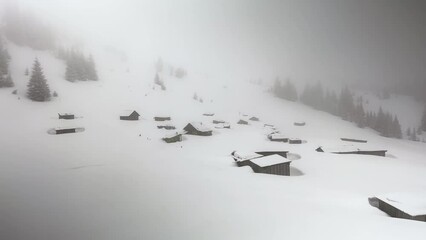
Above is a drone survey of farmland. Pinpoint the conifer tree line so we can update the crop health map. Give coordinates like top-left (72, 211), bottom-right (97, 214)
top-left (272, 79), bottom-right (404, 139)
top-left (57, 48), bottom-right (98, 82)
top-left (0, 39), bottom-right (14, 88)
top-left (272, 78), bottom-right (298, 102)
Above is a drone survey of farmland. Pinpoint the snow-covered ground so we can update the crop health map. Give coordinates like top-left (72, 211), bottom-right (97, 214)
top-left (1, 42), bottom-right (426, 240)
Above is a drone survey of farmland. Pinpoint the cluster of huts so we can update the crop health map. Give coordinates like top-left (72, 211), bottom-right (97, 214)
top-left (49, 113), bottom-right (84, 135)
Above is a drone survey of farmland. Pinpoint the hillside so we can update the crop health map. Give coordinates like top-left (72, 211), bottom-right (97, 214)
top-left (1, 43), bottom-right (426, 240)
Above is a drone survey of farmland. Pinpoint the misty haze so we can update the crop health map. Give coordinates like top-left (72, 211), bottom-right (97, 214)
top-left (0, 0), bottom-right (425, 239)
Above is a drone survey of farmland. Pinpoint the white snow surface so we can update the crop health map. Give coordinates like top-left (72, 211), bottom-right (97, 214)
top-left (1, 42), bottom-right (426, 240)
top-left (250, 154), bottom-right (291, 167)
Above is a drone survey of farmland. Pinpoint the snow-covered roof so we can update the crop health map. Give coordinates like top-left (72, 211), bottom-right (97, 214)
top-left (376, 192), bottom-right (426, 216)
top-left (164, 132), bottom-right (183, 138)
top-left (269, 134), bottom-right (287, 140)
top-left (319, 145), bottom-right (385, 153)
top-left (121, 110), bottom-right (139, 116)
top-left (232, 151), bottom-right (262, 162)
top-left (250, 154), bottom-right (291, 167)
top-left (188, 122), bottom-right (212, 132)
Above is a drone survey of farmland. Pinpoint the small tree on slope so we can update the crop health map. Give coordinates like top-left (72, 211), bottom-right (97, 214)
top-left (27, 58), bottom-right (51, 102)
top-left (422, 107), bottom-right (426, 132)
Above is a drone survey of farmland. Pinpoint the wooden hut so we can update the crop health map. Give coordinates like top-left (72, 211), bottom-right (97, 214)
top-left (294, 122), bottom-right (306, 126)
top-left (120, 110), bottom-right (140, 121)
top-left (369, 193), bottom-right (426, 222)
top-left (231, 151), bottom-right (263, 167)
top-left (316, 146), bottom-right (387, 157)
top-left (51, 127), bottom-right (84, 135)
top-left (237, 119), bottom-right (249, 125)
top-left (340, 138), bottom-right (368, 143)
top-left (203, 113), bottom-right (215, 117)
top-left (215, 123), bottom-right (231, 129)
top-left (157, 125), bottom-right (176, 130)
top-left (154, 116), bottom-right (171, 121)
top-left (249, 116), bottom-right (260, 121)
top-left (183, 122), bottom-right (212, 136)
top-left (268, 133), bottom-right (288, 143)
top-left (162, 132), bottom-right (183, 143)
top-left (58, 113), bottom-right (75, 120)
top-left (249, 154), bottom-right (292, 176)
top-left (213, 120), bottom-right (225, 124)
top-left (289, 138), bottom-right (302, 144)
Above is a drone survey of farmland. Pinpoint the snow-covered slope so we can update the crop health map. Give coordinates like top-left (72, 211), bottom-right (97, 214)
top-left (1, 43), bottom-right (426, 240)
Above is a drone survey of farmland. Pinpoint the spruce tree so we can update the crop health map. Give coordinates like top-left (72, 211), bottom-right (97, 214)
top-left (392, 116), bottom-right (402, 139)
top-left (27, 58), bottom-right (51, 102)
top-left (86, 55), bottom-right (98, 81)
top-left (421, 107), bottom-right (426, 132)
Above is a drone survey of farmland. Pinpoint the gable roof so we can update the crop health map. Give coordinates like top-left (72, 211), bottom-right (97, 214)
top-left (121, 110), bottom-right (140, 117)
top-left (186, 122), bottom-right (212, 132)
top-left (376, 192), bottom-right (426, 217)
top-left (250, 154), bottom-right (291, 167)
top-left (231, 151), bottom-right (263, 162)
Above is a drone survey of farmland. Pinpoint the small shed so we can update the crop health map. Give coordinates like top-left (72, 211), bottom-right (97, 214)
top-left (249, 116), bottom-right (260, 121)
top-left (237, 119), bottom-right (249, 125)
top-left (289, 138), bottom-right (303, 144)
top-left (249, 154), bottom-right (292, 176)
top-left (120, 110), bottom-right (140, 121)
top-left (369, 193), bottom-right (426, 222)
top-left (215, 123), bottom-right (231, 129)
top-left (58, 113), bottom-right (75, 120)
top-left (294, 122), bottom-right (306, 126)
top-left (231, 151), bottom-right (263, 167)
top-left (203, 113), bottom-right (215, 117)
top-left (316, 146), bottom-right (387, 157)
top-left (268, 133), bottom-right (288, 143)
top-left (154, 116), bottom-right (171, 121)
top-left (212, 119), bottom-right (225, 124)
top-left (183, 122), bottom-right (212, 136)
top-left (157, 125), bottom-right (176, 130)
top-left (49, 127), bottom-right (85, 135)
top-left (340, 138), bottom-right (368, 143)
top-left (162, 132), bottom-right (183, 143)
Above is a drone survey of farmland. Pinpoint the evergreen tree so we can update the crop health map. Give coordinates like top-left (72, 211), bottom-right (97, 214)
top-left (0, 40), bottom-right (11, 75)
top-left (282, 79), bottom-right (298, 102)
top-left (391, 116), bottom-right (402, 139)
top-left (338, 87), bottom-right (355, 121)
top-left (85, 55), bottom-right (98, 80)
top-left (410, 127), bottom-right (418, 141)
top-left (421, 107), bottom-right (426, 132)
top-left (27, 58), bottom-right (51, 102)
top-left (354, 103), bottom-right (366, 128)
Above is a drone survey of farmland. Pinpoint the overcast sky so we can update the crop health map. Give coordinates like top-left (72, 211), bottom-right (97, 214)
top-left (3, 0), bottom-right (426, 84)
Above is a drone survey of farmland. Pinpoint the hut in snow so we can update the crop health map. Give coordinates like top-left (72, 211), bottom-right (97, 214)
top-left (369, 193), bottom-right (426, 222)
top-left (249, 154), bottom-right (292, 176)
top-left (203, 113), bottom-right (215, 117)
top-left (294, 122), bottom-right (306, 126)
top-left (231, 151), bottom-right (292, 176)
top-left (120, 110), bottom-right (140, 121)
top-left (231, 151), bottom-right (263, 167)
top-left (340, 138), bottom-right (368, 143)
top-left (316, 146), bottom-right (387, 157)
top-left (49, 127), bottom-right (85, 135)
top-left (162, 132), bottom-right (183, 143)
top-left (268, 133), bottom-right (288, 143)
top-left (289, 138), bottom-right (303, 144)
top-left (249, 116), bottom-right (260, 121)
top-left (213, 119), bottom-right (225, 124)
top-left (58, 113), bottom-right (75, 120)
top-left (183, 122), bottom-right (212, 136)
top-left (154, 116), bottom-right (171, 121)
top-left (237, 119), bottom-right (249, 125)
top-left (157, 125), bottom-right (176, 130)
